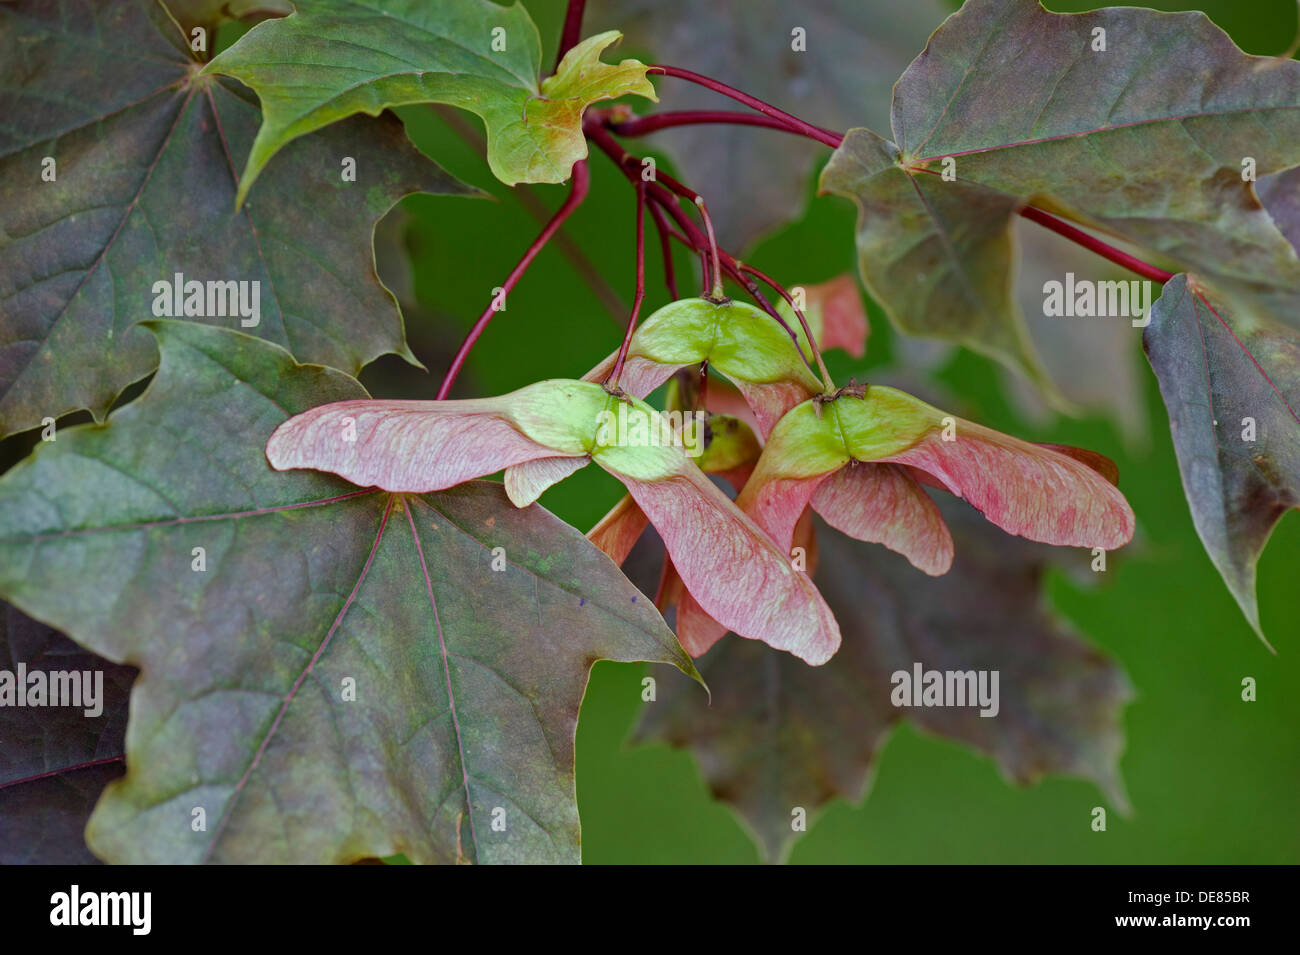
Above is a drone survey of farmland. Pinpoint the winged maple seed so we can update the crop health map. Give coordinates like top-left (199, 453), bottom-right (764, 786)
top-left (500, 287), bottom-right (852, 500)
top-left (586, 377), bottom-right (1132, 656)
top-left (588, 393), bottom-right (1132, 655)
top-left (578, 283), bottom-right (1132, 656)
top-left (735, 386), bottom-right (1135, 578)
top-left (579, 296), bottom-right (825, 437)
top-left (589, 405), bottom-right (765, 658)
top-left (265, 379), bottom-right (841, 665)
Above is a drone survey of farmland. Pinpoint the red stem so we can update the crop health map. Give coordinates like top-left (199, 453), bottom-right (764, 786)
top-left (648, 65), bottom-right (843, 149)
top-left (433, 104), bottom-right (623, 325)
top-left (609, 179), bottom-right (648, 385)
top-left (553, 0), bottom-right (587, 73)
top-left (649, 188), bottom-right (800, 346)
top-left (0, 755), bottom-right (124, 792)
top-left (1018, 206), bottom-right (1175, 284)
top-left (647, 200), bottom-right (680, 299)
top-left (586, 120), bottom-right (728, 299)
top-left (695, 195), bottom-right (725, 299)
top-left (628, 159), bottom-right (723, 297)
top-left (435, 160), bottom-right (591, 400)
top-left (639, 181), bottom-right (708, 289)
top-left (609, 109), bottom-right (814, 139)
top-left (587, 114), bottom-right (820, 367)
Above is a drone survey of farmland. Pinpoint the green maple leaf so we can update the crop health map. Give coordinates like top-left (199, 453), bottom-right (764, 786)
top-left (0, 322), bottom-right (700, 863)
top-left (1143, 275), bottom-right (1299, 646)
top-left (0, 0), bottom-right (477, 439)
top-left (820, 0), bottom-right (1300, 391)
top-left (204, 0), bottom-right (658, 200)
top-left (636, 506), bottom-right (1131, 863)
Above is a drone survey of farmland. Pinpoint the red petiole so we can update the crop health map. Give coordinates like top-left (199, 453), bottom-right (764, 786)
top-left (1018, 207), bottom-right (1175, 283)
top-left (435, 160), bottom-right (590, 399)
top-left (647, 200), bottom-right (681, 300)
top-left (586, 118), bottom-right (806, 353)
top-left (645, 65), bottom-right (843, 149)
top-left (609, 109), bottom-right (815, 139)
top-left (593, 133), bottom-right (726, 300)
top-left (608, 178), bottom-right (648, 387)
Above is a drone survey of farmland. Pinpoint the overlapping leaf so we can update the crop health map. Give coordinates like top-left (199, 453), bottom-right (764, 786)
top-left (1143, 275), bottom-right (1299, 644)
top-left (0, 602), bottom-right (135, 864)
top-left (0, 321), bottom-right (699, 863)
top-left (594, 0), bottom-right (951, 249)
top-left (821, 0), bottom-right (1300, 387)
top-left (636, 505), bottom-right (1132, 862)
top-left (205, 0), bottom-right (657, 196)
top-left (0, 0), bottom-right (476, 438)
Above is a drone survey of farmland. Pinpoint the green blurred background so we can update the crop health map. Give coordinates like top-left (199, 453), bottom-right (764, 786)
top-left (370, 0), bottom-right (1300, 862)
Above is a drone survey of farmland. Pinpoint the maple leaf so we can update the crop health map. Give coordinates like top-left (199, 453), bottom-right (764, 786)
top-left (890, 222), bottom-right (1152, 438)
top-left (0, 322), bottom-right (701, 863)
top-left (0, 601), bottom-right (134, 864)
top-left (820, 0), bottom-right (1300, 388)
top-left (1143, 274), bottom-right (1299, 646)
top-left (204, 0), bottom-right (658, 198)
top-left (634, 505), bottom-right (1133, 863)
top-left (0, 0), bottom-right (477, 439)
